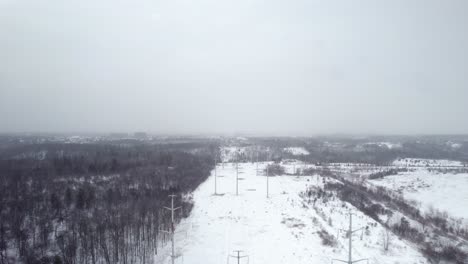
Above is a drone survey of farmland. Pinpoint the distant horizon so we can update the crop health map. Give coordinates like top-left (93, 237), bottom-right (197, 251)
top-left (2, 131), bottom-right (468, 138)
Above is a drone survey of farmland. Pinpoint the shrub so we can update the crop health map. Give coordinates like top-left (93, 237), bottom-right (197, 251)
top-left (265, 164), bottom-right (285, 176)
top-left (318, 229), bottom-right (337, 247)
top-left (368, 168), bottom-right (408, 180)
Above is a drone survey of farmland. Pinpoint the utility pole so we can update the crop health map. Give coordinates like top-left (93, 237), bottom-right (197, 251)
top-left (236, 160), bottom-right (239, 195)
top-left (266, 164), bottom-right (270, 198)
top-left (303, 159), bottom-right (307, 174)
top-left (332, 213), bottom-right (368, 264)
top-left (233, 153), bottom-right (245, 196)
top-left (214, 155), bottom-right (218, 195)
top-left (256, 151), bottom-right (259, 176)
top-left (160, 194), bottom-right (182, 264)
top-left (227, 250), bottom-right (249, 264)
top-left (222, 151), bottom-right (224, 169)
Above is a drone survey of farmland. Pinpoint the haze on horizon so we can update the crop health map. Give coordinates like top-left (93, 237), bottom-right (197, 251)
top-left (1, 0), bottom-right (468, 135)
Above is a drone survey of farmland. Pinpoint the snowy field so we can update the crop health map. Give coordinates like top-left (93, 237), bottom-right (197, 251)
top-left (370, 169), bottom-right (468, 220)
top-left (155, 162), bottom-right (426, 264)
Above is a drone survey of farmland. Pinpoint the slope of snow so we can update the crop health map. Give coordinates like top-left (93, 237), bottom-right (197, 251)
top-left (155, 162), bottom-right (426, 264)
top-left (370, 169), bottom-right (468, 220)
top-left (283, 147), bottom-right (310, 156)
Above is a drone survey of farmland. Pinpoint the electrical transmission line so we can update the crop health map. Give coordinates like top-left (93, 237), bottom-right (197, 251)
top-left (234, 151), bottom-right (245, 196)
top-left (214, 154), bottom-right (225, 196)
top-left (256, 150), bottom-right (259, 176)
top-left (227, 250), bottom-right (249, 264)
top-left (332, 213), bottom-right (368, 264)
top-left (303, 158), bottom-right (307, 174)
top-left (266, 164), bottom-right (270, 198)
top-left (214, 155), bottom-right (218, 195)
top-left (265, 153), bottom-right (274, 198)
top-left (236, 159), bottom-right (239, 195)
top-left (160, 194), bottom-right (182, 264)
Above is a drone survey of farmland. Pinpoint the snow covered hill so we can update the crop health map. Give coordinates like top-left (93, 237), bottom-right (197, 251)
top-left (283, 147), bottom-right (310, 156)
top-left (155, 162), bottom-right (427, 264)
top-left (393, 158), bottom-right (464, 167)
top-left (370, 169), bottom-right (468, 220)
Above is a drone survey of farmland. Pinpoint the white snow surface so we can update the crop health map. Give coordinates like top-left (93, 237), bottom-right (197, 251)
top-left (283, 147), bottom-right (310, 155)
top-left (370, 169), bottom-right (468, 220)
top-left (155, 162), bottom-right (426, 264)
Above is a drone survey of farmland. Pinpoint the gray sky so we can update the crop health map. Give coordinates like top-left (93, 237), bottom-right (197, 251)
top-left (1, 0), bottom-right (467, 135)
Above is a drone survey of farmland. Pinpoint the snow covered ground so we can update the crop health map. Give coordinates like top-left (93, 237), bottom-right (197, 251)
top-left (283, 147), bottom-right (310, 155)
top-left (155, 162), bottom-right (427, 264)
top-left (393, 158), bottom-right (464, 167)
top-left (370, 169), bottom-right (468, 220)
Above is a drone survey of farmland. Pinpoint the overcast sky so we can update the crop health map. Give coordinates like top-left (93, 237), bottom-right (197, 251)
top-left (1, 0), bottom-right (467, 135)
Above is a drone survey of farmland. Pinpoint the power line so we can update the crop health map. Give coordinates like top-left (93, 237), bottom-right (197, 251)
top-left (220, 146), bottom-right (226, 169)
top-left (236, 159), bottom-right (239, 195)
top-left (214, 154), bottom-right (226, 196)
top-left (303, 159), bottom-right (307, 174)
top-left (332, 213), bottom-right (368, 264)
top-left (214, 155), bottom-right (218, 195)
top-left (266, 164), bottom-right (270, 198)
top-left (160, 194), bottom-right (182, 264)
top-left (256, 150), bottom-right (259, 176)
top-left (234, 150), bottom-right (244, 196)
top-left (227, 250), bottom-right (249, 264)
top-left (232, 152), bottom-right (247, 196)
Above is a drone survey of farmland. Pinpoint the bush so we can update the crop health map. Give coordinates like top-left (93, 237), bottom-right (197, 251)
top-left (265, 164), bottom-right (285, 176)
top-left (318, 229), bottom-right (337, 247)
top-left (423, 244), bottom-right (468, 264)
top-left (368, 168), bottom-right (408, 180)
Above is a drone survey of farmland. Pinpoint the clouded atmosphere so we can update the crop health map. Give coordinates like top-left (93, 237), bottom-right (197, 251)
top-left (1, 0), bottom-right (467, 135)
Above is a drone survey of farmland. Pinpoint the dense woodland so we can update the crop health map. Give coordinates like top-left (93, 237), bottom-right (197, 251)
top-left (239, 136), bottom-right (468, 165)
top-left (0, 141), bottom-right (217, 264)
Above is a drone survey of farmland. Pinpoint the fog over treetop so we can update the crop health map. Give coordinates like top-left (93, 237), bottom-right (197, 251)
top-left (1, 0), bottom-right (467, 134)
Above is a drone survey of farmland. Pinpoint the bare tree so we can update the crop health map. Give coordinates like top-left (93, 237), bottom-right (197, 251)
top-left (381, 227), bottom-right (392, 251)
